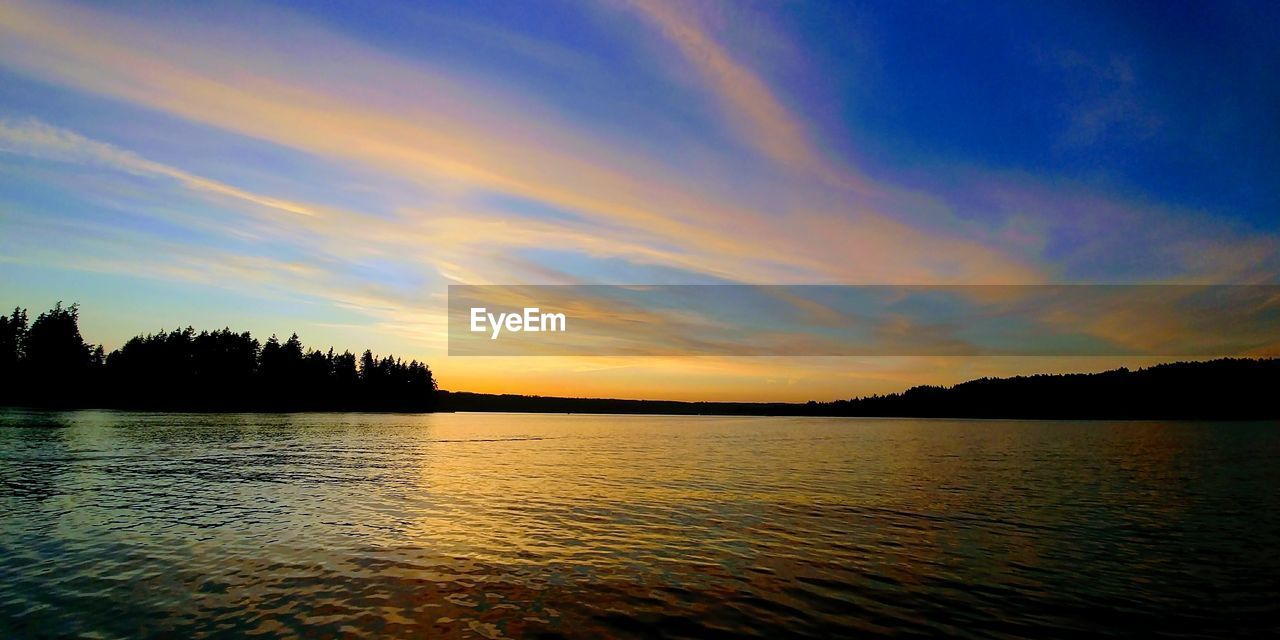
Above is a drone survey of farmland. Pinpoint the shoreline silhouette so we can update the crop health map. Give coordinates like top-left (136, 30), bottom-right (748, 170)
top-left (2, 303), bottom-right (1277, 418)
top-left (439, 357), bottom-right (1279, 419)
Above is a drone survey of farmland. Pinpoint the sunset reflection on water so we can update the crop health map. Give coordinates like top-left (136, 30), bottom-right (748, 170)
top-left (2, 411), bottom-right (1278, 638)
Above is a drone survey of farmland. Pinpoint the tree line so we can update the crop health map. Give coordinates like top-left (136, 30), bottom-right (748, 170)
top-left (3, 301), bottom-right (1276, 418)
top-left (813, 358), bottom-right (1280, 419)
top-left (0, 303), bottom-right (436, 411)
top-left (439, 358), bottom-right (1279, 419)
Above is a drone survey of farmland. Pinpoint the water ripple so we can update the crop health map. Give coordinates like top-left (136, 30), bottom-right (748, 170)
top-left (2, 410), bottom-right (1279, 638)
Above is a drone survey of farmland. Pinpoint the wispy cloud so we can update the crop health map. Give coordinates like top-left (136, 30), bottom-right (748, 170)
top-left (0, 0), bottom-right (1045, 285)
top-left (1, 118), bottom-right (319, 217)
top-left (1, 0), bottom-right (1276, 400)
top-left (622, 0), bottom-right (866, 192)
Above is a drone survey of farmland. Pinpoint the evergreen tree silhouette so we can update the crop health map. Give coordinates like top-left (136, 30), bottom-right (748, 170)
top-left (2, 302), bottom-right (437, 411)
top-left (21, 303), bottom-right (98, 405)
top-left (0, 307), bottom-right (29, 404)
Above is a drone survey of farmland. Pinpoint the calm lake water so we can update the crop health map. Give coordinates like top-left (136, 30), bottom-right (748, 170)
top-left (1, 411), bottom-right (1278, 639)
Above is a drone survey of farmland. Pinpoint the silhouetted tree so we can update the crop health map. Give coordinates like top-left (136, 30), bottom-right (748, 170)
top-left (359, 349), bottom-right (376, 382)
top-left (1, 302), bottom-right (437, 411)
top-left (0, 307), bottom-right (29, 403)
top-left (25, 303), bottom-right (90, 371)
top-left (333, 350), bottom-right (358, 387)
top-left (282, 333), bottom-right (304, 376)
top-left (106, 326), bottom-right (263, 409)
top-left (259, 335), bottom-right (283, 380)
top-left (20, 303), bottom-right (101, 405)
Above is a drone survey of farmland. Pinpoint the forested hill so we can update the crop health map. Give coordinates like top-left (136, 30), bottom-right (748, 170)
top-left (441, 359), bottom-right (1280, 419)
top-left (817, 358), bottom-right (1280, 419)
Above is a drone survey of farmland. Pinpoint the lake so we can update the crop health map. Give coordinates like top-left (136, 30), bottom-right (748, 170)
top-left (2, 410), bottom-right (1278, 638)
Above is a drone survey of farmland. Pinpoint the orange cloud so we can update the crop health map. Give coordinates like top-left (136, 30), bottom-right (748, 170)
top-left (0, 0), bottom-right (1042, 288)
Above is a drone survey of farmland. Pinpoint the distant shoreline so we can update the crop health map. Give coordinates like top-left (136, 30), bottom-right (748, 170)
top-left (8, 406), bottom-right (1277, 422)
top-left (436, 357), bottom-right (1279, 420)
top-left (6, 358), bottom-right (1275, 420)
top-left (5, 303), bottom-right (1277, 419)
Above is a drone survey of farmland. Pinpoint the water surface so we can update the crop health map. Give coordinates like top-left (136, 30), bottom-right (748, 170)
top-left (2, 411), bottom-right (1278, 638)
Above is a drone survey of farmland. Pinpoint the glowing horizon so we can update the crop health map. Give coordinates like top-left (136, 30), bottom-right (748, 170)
top-left (2, 0), bottom-right (1277, 401)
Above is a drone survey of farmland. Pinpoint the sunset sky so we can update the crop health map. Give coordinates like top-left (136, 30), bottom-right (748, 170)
top-left (2, 0), bottom-right (1278, 401)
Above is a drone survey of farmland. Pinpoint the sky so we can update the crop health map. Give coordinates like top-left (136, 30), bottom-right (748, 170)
top-left (1, 0), bottom-right (1278, 401)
